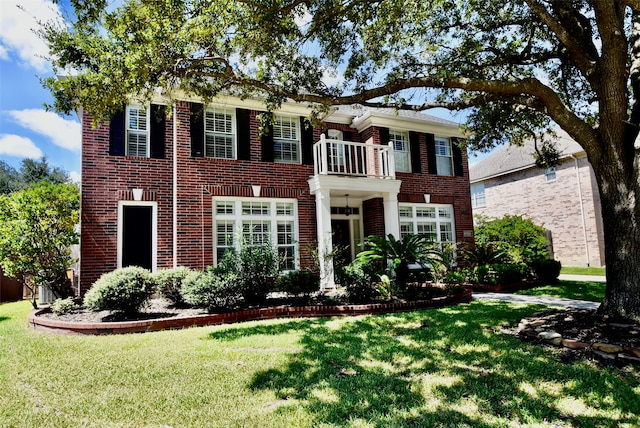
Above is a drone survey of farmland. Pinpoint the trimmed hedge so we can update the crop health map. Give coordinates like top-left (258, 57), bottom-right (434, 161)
top-left (84, 266), bottom-right (155, 315)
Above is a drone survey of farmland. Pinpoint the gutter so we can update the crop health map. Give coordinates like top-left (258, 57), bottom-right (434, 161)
top-left (571, 154), bottom-right (591, 266)
top-left (173, 104), bottom-right (178, 268)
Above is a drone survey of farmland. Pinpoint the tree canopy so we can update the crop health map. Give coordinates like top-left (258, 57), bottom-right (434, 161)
top-left (0, 157), bottom-right (69, 195)
top-left (42, 0), bottom-right (640, 321)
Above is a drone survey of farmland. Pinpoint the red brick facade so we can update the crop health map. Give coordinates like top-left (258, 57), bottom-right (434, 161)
top-left (79, 100), bottom-right (473, 292)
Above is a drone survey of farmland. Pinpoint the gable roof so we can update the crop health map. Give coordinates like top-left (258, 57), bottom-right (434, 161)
top-left (469, 128), bottom-right (584, 183)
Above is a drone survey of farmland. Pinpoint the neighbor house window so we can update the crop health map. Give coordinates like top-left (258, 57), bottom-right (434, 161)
top-left (471, 183), bottom-right (486, 208)
top-left (399, 203), bottom-right (455, 246)
top-left (390, 130), bottom-right (411, 173)
top-left (545, 167), bottom-right (557, 182)
top-left (126, 105), bottom-right (149, 157)
top-left (205, 107), bottom-right (235, 159)
top-left (434, 137), bottom-right (453, 176)
top-left (213, 197), bottom-right (298, 270)
top-left (273, 115), bottom-right (300, 163)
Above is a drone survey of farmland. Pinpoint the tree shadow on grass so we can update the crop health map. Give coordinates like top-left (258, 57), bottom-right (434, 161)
top-left (0, 316), bottom-right (8, 323)
top-left (224, 301), bottom-right (640, 426)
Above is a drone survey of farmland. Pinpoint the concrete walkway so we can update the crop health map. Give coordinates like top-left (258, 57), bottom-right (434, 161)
top-left (558, 274), bottom-right (606, 282)
top-left (473, 292), bottom-right (600, 309)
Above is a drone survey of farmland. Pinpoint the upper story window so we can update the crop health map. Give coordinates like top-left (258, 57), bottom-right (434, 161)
top-left (390, 130), bottom-right (411, 173)
top-left (327, 129), bottom-right (343, 140)
top-left (471, 183), bottom-right (486, 208)
top-left (126, 105), bottom-right (149, 157)
top-left (273, 115), bottom-right (300, 163)
top-left (205, 108), bottom-right (236, 159)
top-left (435, 137), bottom-right (453, 176)
top-left (545, 167), bottom-right (557, 182)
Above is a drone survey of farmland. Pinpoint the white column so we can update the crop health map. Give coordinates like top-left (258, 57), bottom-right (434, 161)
top-left (315, 189), bottom-right (334, 291)
top-left (383, 192), bottom-right (400, 239)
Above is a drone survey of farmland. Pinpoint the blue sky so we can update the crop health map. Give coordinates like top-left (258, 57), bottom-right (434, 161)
top-left (0, 0), bottom-right (80, 180)
top-left (0, 0), bottom-right (487, 183)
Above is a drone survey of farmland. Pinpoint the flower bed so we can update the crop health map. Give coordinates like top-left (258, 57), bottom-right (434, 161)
top-left (28, 288), bottom-right (472, 335)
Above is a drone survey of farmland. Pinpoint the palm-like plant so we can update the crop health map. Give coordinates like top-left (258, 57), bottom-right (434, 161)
top-left (460, 242), bottom-right (507, 267)
top-left (355, 234), bottom-right (434, 289)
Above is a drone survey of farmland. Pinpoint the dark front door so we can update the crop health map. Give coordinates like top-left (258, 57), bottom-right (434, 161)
top-left (331, 219), bottom-right (352, 268)
top-left (122, 205), bottom-right (153, 269)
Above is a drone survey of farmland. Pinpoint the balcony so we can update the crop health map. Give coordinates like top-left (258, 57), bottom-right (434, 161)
top-left (313, 135), bottom-right (396, 179)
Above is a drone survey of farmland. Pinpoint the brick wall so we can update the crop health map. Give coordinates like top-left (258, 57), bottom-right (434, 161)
top-left (80, 102), bottom-right (474, 290)
top-left (473, 154), bottom-right (605, 267)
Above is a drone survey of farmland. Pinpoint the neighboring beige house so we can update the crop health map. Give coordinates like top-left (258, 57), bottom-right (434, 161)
top-left (469, 129), bottom-right (605, 267)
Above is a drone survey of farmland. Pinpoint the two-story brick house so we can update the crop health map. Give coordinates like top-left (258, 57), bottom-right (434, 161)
top-left (79, 96), bottom-right (474, 292)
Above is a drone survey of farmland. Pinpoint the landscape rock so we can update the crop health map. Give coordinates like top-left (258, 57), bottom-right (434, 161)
top-left (593, 343), bottom-right (623, 354)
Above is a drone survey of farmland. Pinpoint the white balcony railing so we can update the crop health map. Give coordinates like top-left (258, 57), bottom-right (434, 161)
top-left (313, 135), bottom-right (396, 179)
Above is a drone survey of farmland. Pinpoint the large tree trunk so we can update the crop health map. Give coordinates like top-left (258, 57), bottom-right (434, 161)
top-left (595, 144), bottom-right (640, 322)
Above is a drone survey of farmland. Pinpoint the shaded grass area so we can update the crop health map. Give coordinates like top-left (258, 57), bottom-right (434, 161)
top-left (2, 299), bottom-right (638, 427)
top-left (561, 266), bottom-right (606, 276)
top-left (516, 280), bottom-right (606, 302)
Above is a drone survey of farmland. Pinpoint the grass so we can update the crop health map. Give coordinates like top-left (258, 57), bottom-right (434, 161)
top-left (516, 280), bottom-right (606, 302)
top-left (2, 297), bottom-right (638, 427)
top-left (561, 266), bottom-right (606, 276)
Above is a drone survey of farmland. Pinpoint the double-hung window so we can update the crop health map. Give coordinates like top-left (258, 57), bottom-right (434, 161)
top-left (545, 167), bottom-right (557, 182)
top-left (471, 183), bottom-right (486, 208)
top-left (399, 203), bottom-right (455, 247)
top-left (213, 198), bottom-right (298, 270)
top-left (205, 108), bottom-right (235, 159)
top-left (273, 116), bottom-right (300, 163)
top-left (390, 130), bottom-right (411, 173)
top-left (126, 105), bottom-right (149, 157)
top-left (434, 137), bottom-right (453, 176)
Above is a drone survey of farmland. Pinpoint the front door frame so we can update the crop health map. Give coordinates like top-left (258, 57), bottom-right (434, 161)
top-left (117, 200), bottom-right (158, 271)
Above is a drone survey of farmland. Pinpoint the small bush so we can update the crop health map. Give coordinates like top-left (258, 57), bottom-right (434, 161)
top-left (152, 266), bottom-right (193, 306)
top-left (490, 263), bottom-right (529, 285)
top-left (236, 245), bottom-right (280, 305)
top-left (530, 259), bottom-right (562, 282)
top-left (181, 269), bottom-right (241, 311)
top-left (50, 297), bottom-right (80, 315)
top-left (276, 270), bottom-right (320, 301)
top-left (337, 260), bottom-right (381, 303)
top-left (83, 266), bottom-right (154, 315)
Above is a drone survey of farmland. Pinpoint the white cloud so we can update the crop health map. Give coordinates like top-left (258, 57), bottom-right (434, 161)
top-left (0, 0), bottom-right (64, 73)
top-left (69, 170), bottom-right (81, 184)
top-left (0, 134), bottom-right (43, 158)
top-left (8, 109), bottom-right (80, 151)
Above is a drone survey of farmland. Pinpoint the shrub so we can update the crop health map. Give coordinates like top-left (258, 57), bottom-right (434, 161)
top-left (152, 266), bottom-right (193, 306)
top-left (235, 244), bottom-right (280, 305)
top-left (489, 263), bottom-right (529, 285)
top-left (337, 259), bottom-right (381, 303)
top-left (276, 270), bottom-right (320, 301)
top-left (83, 266), bottom-right (154, 315)
top-left (474, 215), bottom-right (549, 264)
top-left (50, 297), bottom-right (80, 315)
top-left (530, 259), bottom-right (562, 282)
top-left (181, 269), bottom-right (241, 311)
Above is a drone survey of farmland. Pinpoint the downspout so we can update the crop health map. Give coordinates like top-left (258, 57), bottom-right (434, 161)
top-left (571, 155), bottom-right (591, 266)
top-left (173, 104), bottom-right (178, 268)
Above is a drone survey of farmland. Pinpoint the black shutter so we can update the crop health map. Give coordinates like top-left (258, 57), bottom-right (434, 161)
top-left (301, 116), bottom-right (314, 165)
top-left (342, 130), bottom-right (353, 142)
top-left (260, 113), bottom-right (274, 162)
top-left (409, 131), bottom-right (422, 174)
top-left (452, 137), bottom-right (465, 177)
top-left (426, 133), bottom-right (437, 174)
top-left (190, 102), bottom-right (204, 157)
top-left (150, 104), bottom-right (166, 159)
top-left (109, 108), bottom-right (126, 156)
top-left (379, 127), bottom-right (389, 145)
top-left (236, 108), bottom-right (251, 160)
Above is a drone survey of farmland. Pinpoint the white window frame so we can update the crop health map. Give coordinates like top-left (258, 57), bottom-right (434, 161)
top-left (398, 203), bottom-right (456, 247)
top-left (126, 104), bottom-right (150, 157)
top-left (204, 107), bottom-right (236, 159)
top-left (545, 167), bottom-right (557, 182)
top-left (117, 200), bottom-right (158, 271)
top-left (212, 197), bottom-right (299, 271)
top-left (434, 136), bottom-right (453, 176)
top-left (471, 183), bottom-right (486, 208)
top-left (389, 129), bottom-right (411, 173)
top-left (273, 115), bottom-right (301, 163)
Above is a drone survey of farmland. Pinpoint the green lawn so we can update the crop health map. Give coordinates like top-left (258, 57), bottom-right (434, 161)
top-left (561, 266), bottom-right (606, 276)
top-left (1, 299), bottom-right (638, 427)
top-left (516, 280), bottom-right (606, 302)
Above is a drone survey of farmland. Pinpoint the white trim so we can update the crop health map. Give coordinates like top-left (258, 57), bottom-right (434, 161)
top-left (117, 200), bottom-right (158, 272)
top-left (125, 104), bottom-right (150, 157)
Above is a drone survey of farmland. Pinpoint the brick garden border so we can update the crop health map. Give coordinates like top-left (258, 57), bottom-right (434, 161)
top-left (28, 288), bottom-right (472, 335)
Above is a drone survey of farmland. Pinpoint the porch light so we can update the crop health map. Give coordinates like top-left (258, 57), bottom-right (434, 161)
top-left (344, 194), bottom-right (353, 216)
